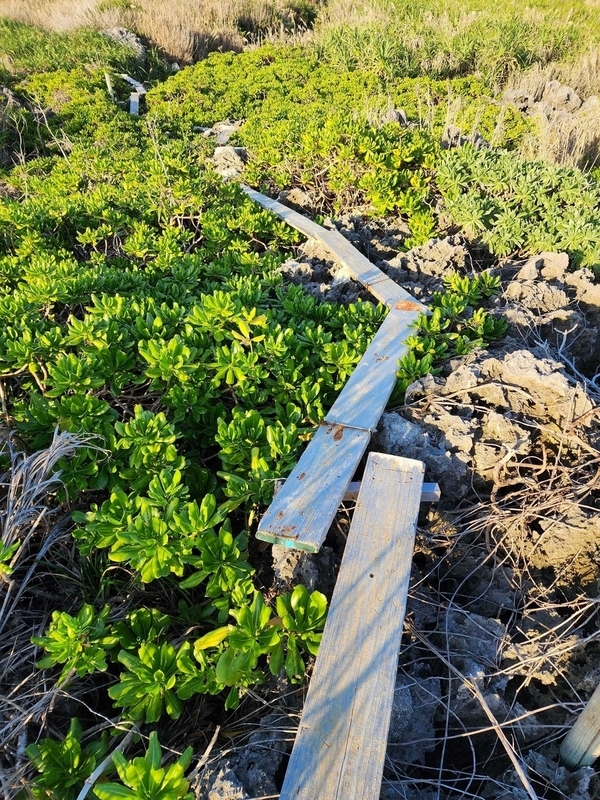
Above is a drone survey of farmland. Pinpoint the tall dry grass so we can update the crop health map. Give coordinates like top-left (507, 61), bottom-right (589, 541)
top-left (505, 46), bottom-right (600, 167)
top-left (520, 103), bottom-right (600, 169)
top-left (0, 431), bottom-right (89, 796)
top-left (0, 0), bottom-right (97, 30)
top-left (0, 0), bottom-right (319, 63)
top-left (506, 47), bottom-right (600, 107)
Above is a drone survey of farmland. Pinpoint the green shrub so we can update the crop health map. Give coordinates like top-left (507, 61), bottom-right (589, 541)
top-left (26, 719), bottom-right (111, 800)
top-left (0, 19), bottom-right (139, 80)
top-left (437, 145), bottom-right (600, 267)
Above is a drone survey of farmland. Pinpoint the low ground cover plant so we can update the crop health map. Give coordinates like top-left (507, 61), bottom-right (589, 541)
top-left (147, 44), bottom-right (600, 269)
top-left (0, 95), bottom-right (383, 794)
top-left (1, 5), bottom-right (599, 796)
top-left (0, 50), bottom-right (512, 795)
top-left (0, 18), bottom-right (139, 79)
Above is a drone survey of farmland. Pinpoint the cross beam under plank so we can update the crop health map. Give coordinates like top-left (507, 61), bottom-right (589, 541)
top-left (344, 479), bottom-right (439, 502)
top-left (279, 453), bottom-right (424, 800)
top-left (242, 185), bottom-right (427, 313)
top-left (257, 307), bottom-right (420, 552)
top-left (274, 478), bottom-right (439, 503)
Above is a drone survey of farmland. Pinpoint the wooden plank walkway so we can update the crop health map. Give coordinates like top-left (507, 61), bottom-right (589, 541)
top-left (245, 184), bottom-right (428, 551)
top-left (242, 186), bottom-right (426, 313)
top-left (257, 307), bottom-right (418, 552)
top-left (279, 453), bottom-right (425, 800)
top-left (324, 307), bottom-right (416, 431)
top-left (121, 75), bottom-right (146, 116)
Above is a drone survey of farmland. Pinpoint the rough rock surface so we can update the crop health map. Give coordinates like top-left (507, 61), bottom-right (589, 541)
top-left (442, 124), bottom-right (489, 149)
top-left (198, 712), bottom-right (291, 799)
top-left (275, 223), bottom-right (470, 307)
top-left (502, 79), bottom-right (588, 118)
top-left (497, 251), bottom-right (600, 371)
top-left (271, 542), bottom-right (337, 595)
top-left (388, 674), bottom-right (440, 765)
top-left (378, 346), bottom-right (593, 500)
top-left (502, 79), bottom-right (600, 165)
top-left (196, 766), bottom-right (247, 800)
top-left (211, 146), bottom-right (248, 180)
top-left (200, 119), bottom-right (243, 145)
top-left (101, 27), bottom-right (146, 62)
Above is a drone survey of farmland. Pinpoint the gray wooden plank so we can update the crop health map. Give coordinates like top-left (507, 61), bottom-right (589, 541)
top-left (344, 480), bottom-right (440, 503)
top-left (120, 74), bottom-right (147, 94)
top-left (129, 93), bottom-right (141, 115)
top-left (256, 423), bottom-right (371, 552)
top-left (324, 307), bottom-right (419, 430)
top-left (257, 305), bottom-right (422, 549)
top-left (560, 683), bottom-right (600, 768)
top-left (242, 185), bottom-right (426, 312)
top-left (279, 453), bottom-right (424, 800)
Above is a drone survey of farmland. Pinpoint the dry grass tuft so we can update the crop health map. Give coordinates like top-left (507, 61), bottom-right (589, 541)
top-left (315, 0), bottom-right (392, 29)
top-left (0, 0), bottom-right (318, 63)
top-left (520, 105), bottom-right (600, 169)
top-left (0, 430), bottom-right (88, 797)
top-left (0, 0), bottom-right (97, 30)
top-left (506, 46), bottom-right (600, 167)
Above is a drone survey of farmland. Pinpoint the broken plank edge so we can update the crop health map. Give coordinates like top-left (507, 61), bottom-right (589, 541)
top-left (256, 423), bottom-right (371, 553)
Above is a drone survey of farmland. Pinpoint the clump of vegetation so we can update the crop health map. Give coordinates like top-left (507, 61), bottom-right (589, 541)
top-left (147, 44), bottom-right (600, 268)
top-left (1, 0), bottom-right (600, 795)
top-left (0, 17), bottom-right (139, 78)
top-left (437, 145), bottom-right (600, 265)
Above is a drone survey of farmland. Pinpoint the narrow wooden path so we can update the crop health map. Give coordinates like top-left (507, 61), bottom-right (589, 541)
top-left (242, 186), bottom-right (426, 313)
top-left (256, 306), bottom-right (422, 552)
top-left (242, 186), bottom-right (427, 552)
top-left (278, 453), bottom-right (425, 800)
top-left (242, 189), bottom-right (435, 797)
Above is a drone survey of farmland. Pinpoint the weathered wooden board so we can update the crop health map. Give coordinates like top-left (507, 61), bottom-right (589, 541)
top-left (256, 306), bottom-right (419, 549)
top-left (120, 74), bottom-right (147, 94)
top-left (242, 185), bottom-right (426, 312)
top-left (250, 185), bottom-right (428, 550)
top-left (279, 453), bottom-right (424, 800)
top-left (257, 423), bottom-right (371, 552)
top-left (560, 682), bottom-right (600, 768)
top-left (325, 307), bottom-right (418, 430)
top-left (344, 480), bottom-right (440, 503)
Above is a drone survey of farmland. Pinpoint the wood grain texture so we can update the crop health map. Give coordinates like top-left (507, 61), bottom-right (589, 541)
top-left (324, 308), bottom-right (419, 430)
top-left (256, 423), bottom-right (371, 552)
top-left (275, 479), bottom-right (439, 503)
top-left (560, 682), bottom-right (600, 768)
top-left (242, 186), bottom-right (426, 312)
top-left (256, 306), bottom-right (421, 549)
top-left (279, 453), bottom-right (425, 800)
